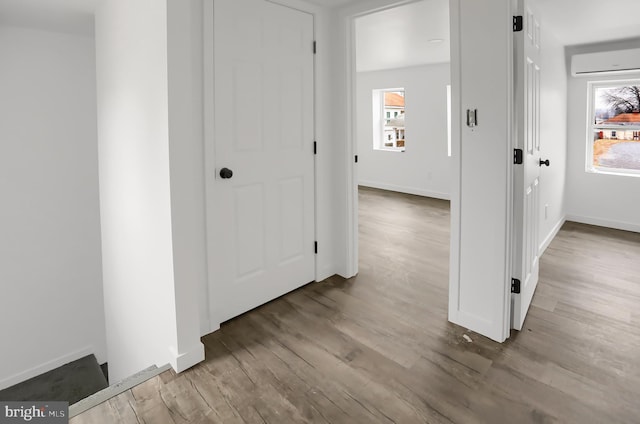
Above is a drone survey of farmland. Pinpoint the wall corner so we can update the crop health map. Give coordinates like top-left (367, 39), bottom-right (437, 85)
top-left (168, 342), bottom-right (205, 373)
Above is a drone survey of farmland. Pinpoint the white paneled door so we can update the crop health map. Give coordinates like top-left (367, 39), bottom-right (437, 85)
top-left (209, 0), bottom-right (315, 324)
top-left (512, 0), bottom-right (542, 330)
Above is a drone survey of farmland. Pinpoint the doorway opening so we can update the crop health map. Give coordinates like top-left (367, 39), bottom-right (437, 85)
top-left (350, 0), bottom-right (452, 307)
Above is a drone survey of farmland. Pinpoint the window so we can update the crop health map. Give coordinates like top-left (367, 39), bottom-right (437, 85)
top-left (372, 88), bottom-right (405, 152)
top-left (588, 80), bottom-right (640, 176)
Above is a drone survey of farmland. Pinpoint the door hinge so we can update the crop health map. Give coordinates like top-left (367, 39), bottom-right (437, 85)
top-left (313, 41), bottom-right (317, 54)
top-left (314, 241), bottom-right (318, 254)
top-left (314, 141), bottom-right (317, 155)
top-left (514, 148), bottom-right (523, 164)
top-left (513, 15), bottom-right (523, 32)
top-left (511, 278), bottom-right (521, 294)
top-left (355, 155), bottom-right (358, 163)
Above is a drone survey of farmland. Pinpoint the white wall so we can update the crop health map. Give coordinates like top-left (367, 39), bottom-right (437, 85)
top-left (356, 64), bottom-right (451, 199)
top-left (166, 0), bottom-right (209, 367)
top-left (315, 6), bottom-right (349, 281)
top-left (95, 0), bottom-right (203, 383)
top-left (565, 39), bottom-right (640, 233)
top-left (166, 0), bottom-right (211, 338)
top-left (448, 0), bottom-right (513, 342)
top-left (265, 0), bottom-right (348, 282)
top-left (538, 26), bottom-right (568, 252)
top-left (0, 25), bottom-right (106, 390)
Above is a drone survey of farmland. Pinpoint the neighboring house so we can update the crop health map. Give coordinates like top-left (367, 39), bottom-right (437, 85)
top-left (383, 91), bottom-right (405, 148)
top-left (383, 91), bottom-right (405, 121)
top-left (605, 112), bottom-right (640, 123)
top-left (600, 112), bottom-right (640, 140)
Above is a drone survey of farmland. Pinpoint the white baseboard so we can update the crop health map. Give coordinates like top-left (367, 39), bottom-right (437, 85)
top-left (566, 214), bottom-right (640, 234)
top-left (539, 216), bottom-right (566, 256)
top-left (358, 180), bottom-right (450, 200)
top-left (168, 342), bottom-right (205, 373)
top-left (0, 346), bottom-right (95, 391)
top-left (206, 320), bottom-right (221, 336)
top-left (202, 316), bottom-right (220, 337)
top-left (449, 311), bottom-right (507, 343)
top-left (316, 263), bottom-right (335, 284)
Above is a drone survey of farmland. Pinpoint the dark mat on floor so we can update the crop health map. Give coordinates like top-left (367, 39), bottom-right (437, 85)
top-left (0, 355), bottom-right (108, 405)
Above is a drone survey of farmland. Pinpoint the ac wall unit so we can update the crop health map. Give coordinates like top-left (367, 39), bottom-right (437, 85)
top-left (571, 48), bottom-right (640, 76)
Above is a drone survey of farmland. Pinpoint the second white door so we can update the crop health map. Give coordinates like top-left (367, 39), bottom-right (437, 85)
top-left (208, 0), bottom-right (316, 324)
top-left (512, 0), bottom-right (542, 330)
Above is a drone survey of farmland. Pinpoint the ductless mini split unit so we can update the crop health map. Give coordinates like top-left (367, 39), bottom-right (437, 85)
top-left (571, 48), bottom-right (640, 76)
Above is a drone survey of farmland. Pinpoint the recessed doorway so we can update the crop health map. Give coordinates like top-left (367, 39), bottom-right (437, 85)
top-left (351, 0), bottom-right (452, 291)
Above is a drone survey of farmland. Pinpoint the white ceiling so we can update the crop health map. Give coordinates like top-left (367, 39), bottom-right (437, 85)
top-left (355, 0), bottom-right (640, 72)
top-left (535, 0), bottom-right (640, 46)
top-left (355, 0), bottom-right (450, 72)
top-left (0, 0), bottom-right (97, 35)
top-left (1, 0), bottom-right (638, 50)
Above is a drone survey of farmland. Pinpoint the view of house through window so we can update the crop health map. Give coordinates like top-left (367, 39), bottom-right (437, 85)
top-left (372, 88), bottom-right (405, 151)
top-left (589, 81), bottom-right (640, 175)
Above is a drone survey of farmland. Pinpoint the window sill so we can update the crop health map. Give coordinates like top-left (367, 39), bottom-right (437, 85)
top-left (586, 167), bottom-right (640, 178)
top-left (375, 148), bottom-right (405, 153)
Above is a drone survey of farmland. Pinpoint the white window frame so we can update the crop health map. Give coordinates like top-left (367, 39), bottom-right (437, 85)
top-left (447, 84), bottom-right (452, 157)
top-left (586, 79), bottom-right (640, 177)
top-left (372, 88), bottom-right (405, 152)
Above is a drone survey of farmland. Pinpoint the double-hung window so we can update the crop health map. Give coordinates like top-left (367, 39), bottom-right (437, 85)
top-left (587, 80), bottom-right (640, 176)
top-left (372, 88), bottom-right (405, 152)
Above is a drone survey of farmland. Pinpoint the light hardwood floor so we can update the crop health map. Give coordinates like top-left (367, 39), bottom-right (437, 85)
top-left (72, 187), bottom-right (640, 423)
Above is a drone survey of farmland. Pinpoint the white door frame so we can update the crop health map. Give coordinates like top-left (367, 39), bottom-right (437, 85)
top-left (447, 0), bottom-right (513, 342)
top-left (342, 0), bottom-right (514, 342)
top-left (511, 0), bottom-right (542, 330)
top-left (202, 0), bottom-right (516, 341)
top-left (341, 0), bottom-right (433, 279)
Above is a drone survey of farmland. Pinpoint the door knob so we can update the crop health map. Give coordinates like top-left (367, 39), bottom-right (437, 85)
top-left (219, 167), bottom-right (233, 179)
top-left (539, 159), bottom-right (550, 167)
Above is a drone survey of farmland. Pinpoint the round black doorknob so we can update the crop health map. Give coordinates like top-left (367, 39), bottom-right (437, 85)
top-left (219, 167), bottom-right (233, 179)
top-left (539, 159), bottom-right (550, 167)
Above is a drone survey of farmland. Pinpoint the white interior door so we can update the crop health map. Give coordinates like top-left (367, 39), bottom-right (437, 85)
top-left (512, 0), bottom-right (541, 330)
top-left (209, 0), bottom-right (315, 324)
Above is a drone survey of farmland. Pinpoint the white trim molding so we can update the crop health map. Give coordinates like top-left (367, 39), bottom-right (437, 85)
top-left (168, 343), bottom-right (205, 374)
top-left (566, 214), bottom-right (640, 234)
top-left (539, 216), bottom-right (566, 256)
top-left (359, 181), bottom-right (450, 200)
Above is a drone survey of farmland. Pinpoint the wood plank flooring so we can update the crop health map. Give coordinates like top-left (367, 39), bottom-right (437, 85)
top-left (72, 187), bottom-right (640, 423)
